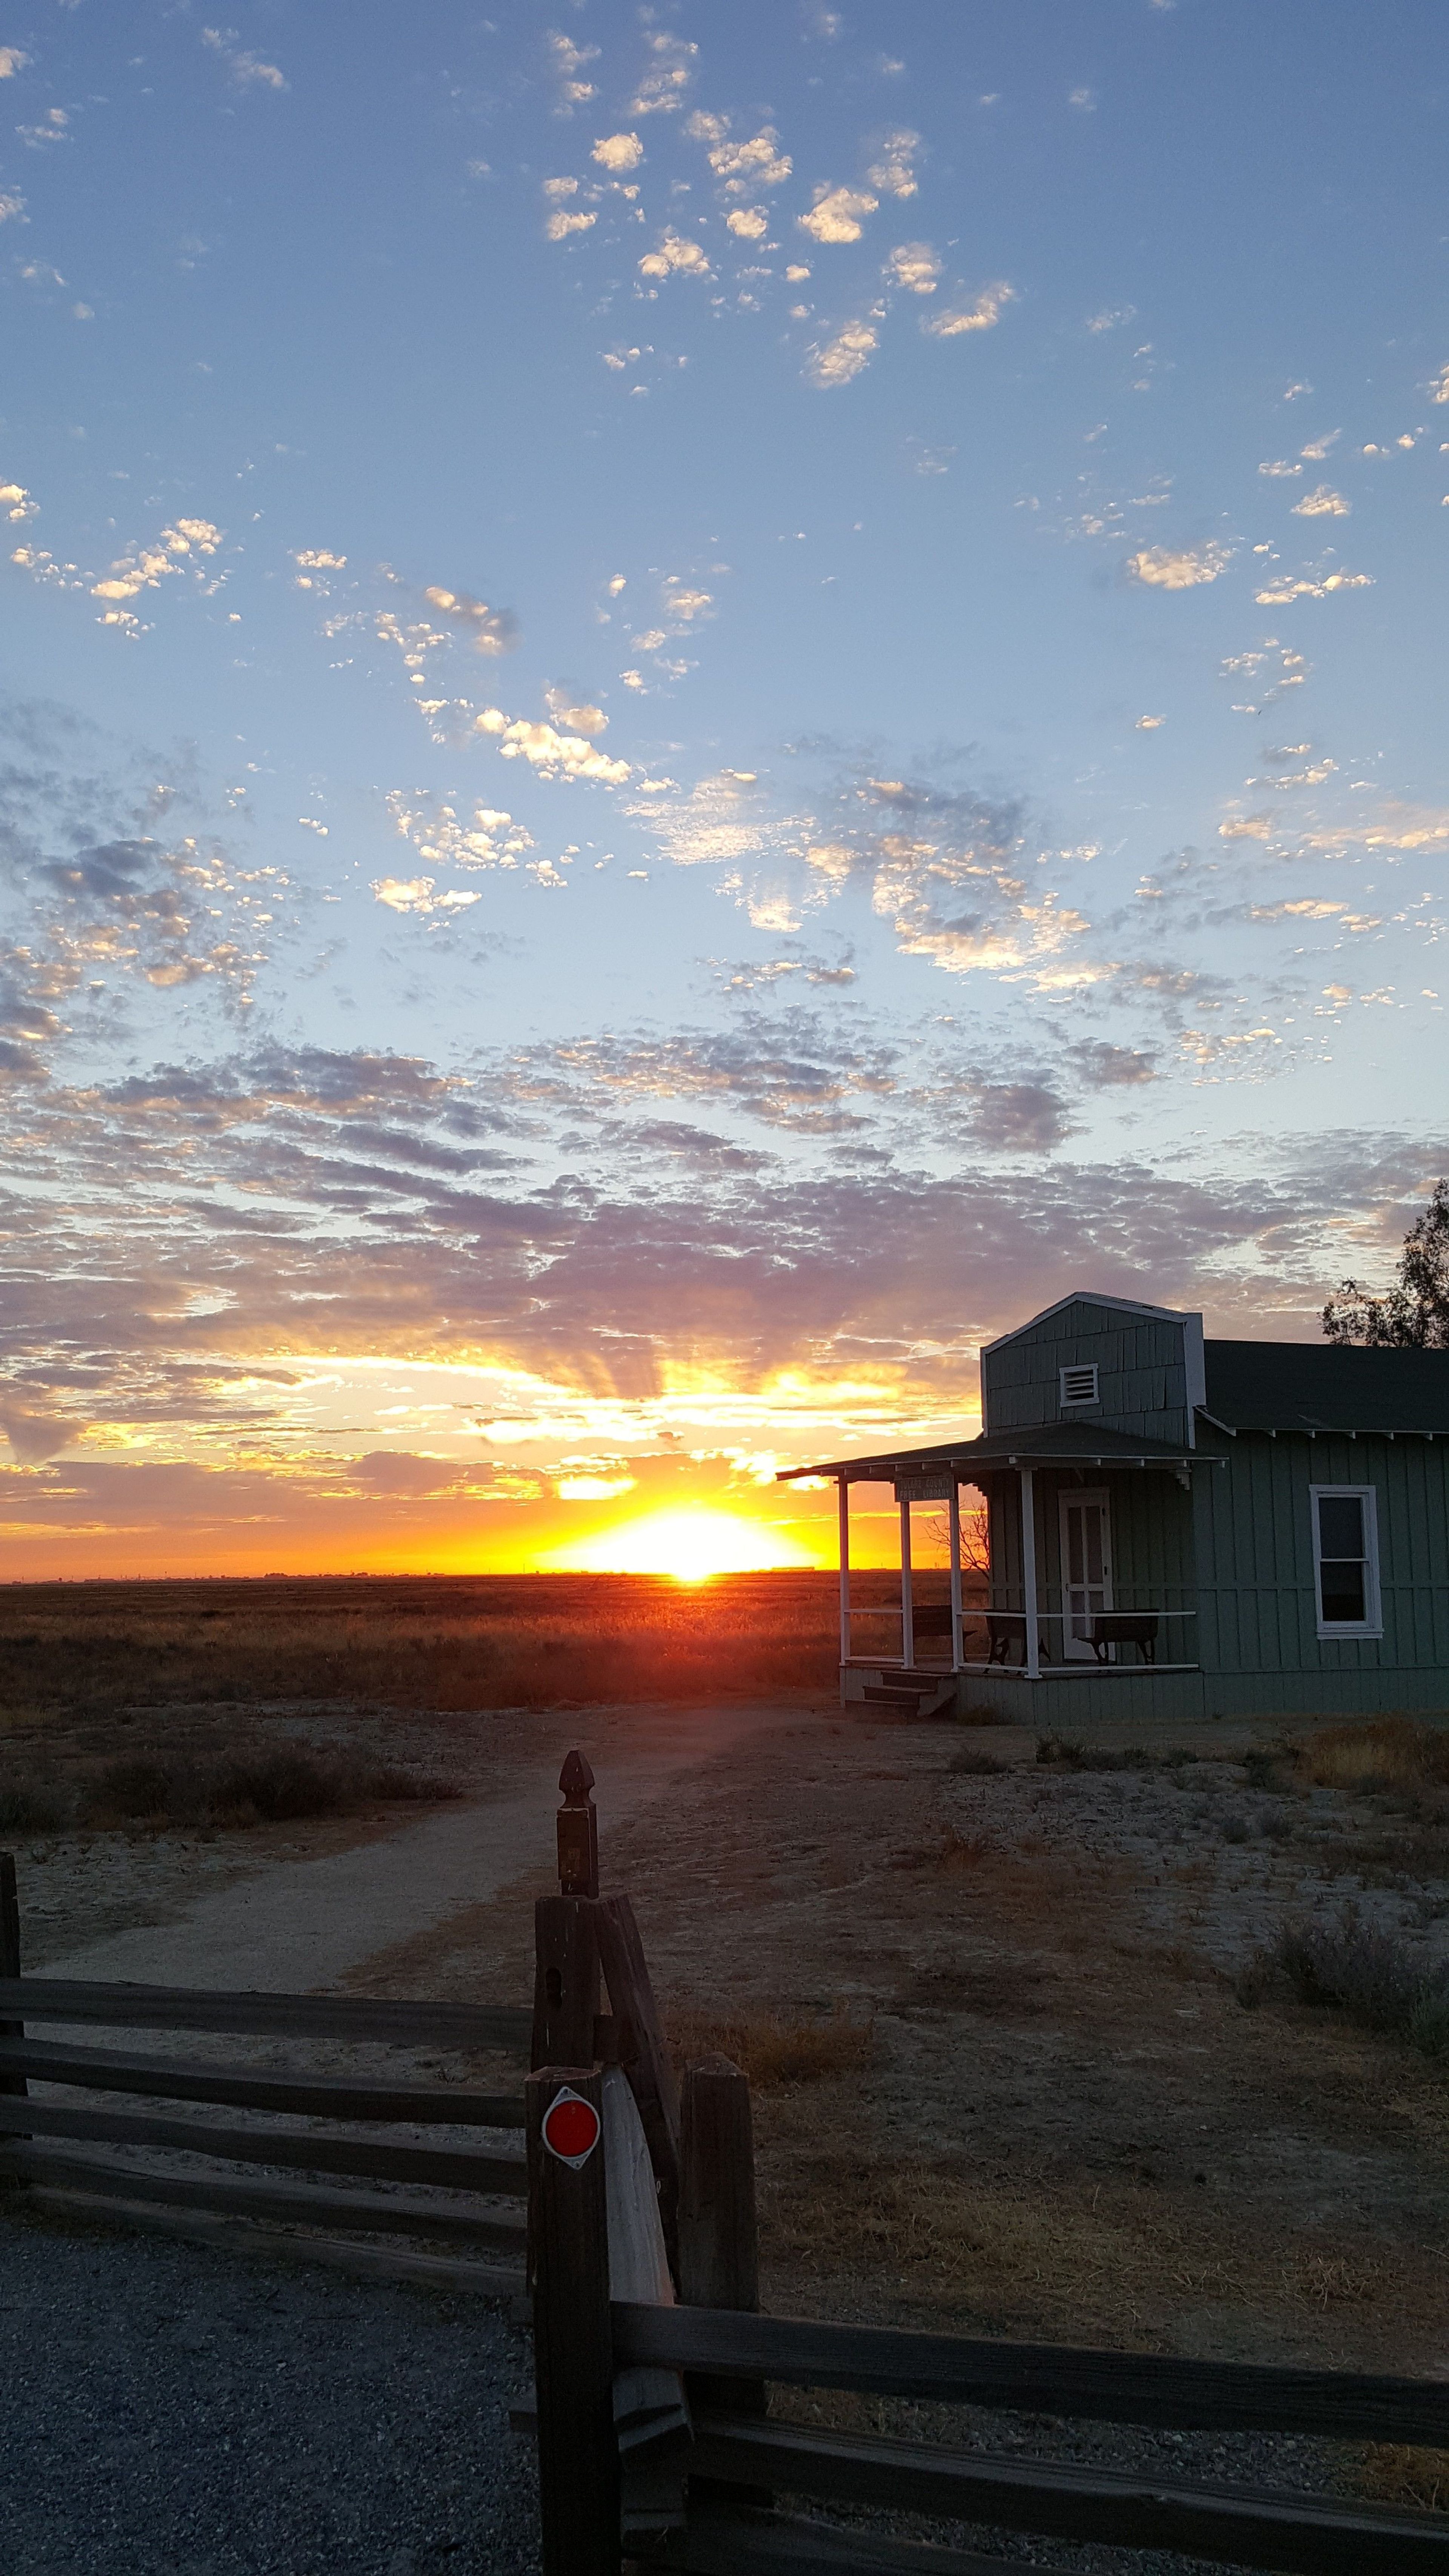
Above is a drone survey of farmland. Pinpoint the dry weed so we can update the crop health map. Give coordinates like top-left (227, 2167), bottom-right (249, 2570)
top-left (667, 2002), bottom-right (874, 2089)
top-left (1355, 2445), bottom-right (1449, 2514)
top-left (1297, 1718), bottom-right (1449, 1796)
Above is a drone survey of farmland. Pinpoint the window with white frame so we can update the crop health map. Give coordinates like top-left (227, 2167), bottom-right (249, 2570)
top-left (1059, 1363), bottom-right (1100, 1409)
top-left (1310, 1486), bottom-right (1382, 1637)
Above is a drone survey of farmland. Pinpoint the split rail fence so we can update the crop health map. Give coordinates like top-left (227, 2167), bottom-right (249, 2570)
top-left (7, 1761), bottom-right (1449, 2573)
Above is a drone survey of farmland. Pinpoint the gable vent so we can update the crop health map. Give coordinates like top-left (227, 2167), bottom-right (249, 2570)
top-left (1059, 1363), bottom-right (1100, 1409)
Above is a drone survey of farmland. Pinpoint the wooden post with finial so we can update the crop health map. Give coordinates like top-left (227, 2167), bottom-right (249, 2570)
top-left (532, 1753), bottom-right (603, 2072)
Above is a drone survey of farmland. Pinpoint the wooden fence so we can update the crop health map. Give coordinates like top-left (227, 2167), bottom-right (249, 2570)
top-left (524, 1761), bottom-right (1449, 2576)
top-left (8, 1760), bottom-right (1449, 2572)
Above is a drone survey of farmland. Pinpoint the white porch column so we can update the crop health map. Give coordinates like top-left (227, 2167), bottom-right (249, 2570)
top-left (899, 1496), bottom-right (914, 1669)
top-left (948, 1481), bottom-right (963, 1672)
top-left (837, 1475), bottom-right (851, 1667)
top-left (1020, 1468), bottom-right (1041, 1681)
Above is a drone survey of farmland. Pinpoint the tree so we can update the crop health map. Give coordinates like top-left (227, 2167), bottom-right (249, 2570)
top-left (1322, 1180), bottom-right (1449, 1349)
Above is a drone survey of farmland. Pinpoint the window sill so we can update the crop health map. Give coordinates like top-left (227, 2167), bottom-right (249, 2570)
top-left (1316, 1625), bottom-right (1384, 1642)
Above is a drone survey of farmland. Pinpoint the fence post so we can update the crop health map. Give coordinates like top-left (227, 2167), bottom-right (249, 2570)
top-left (679, 2056), bottom-right (766, 2436)
top-left (526, 2064), bottom-right (620, 2576)
top-left (532, 1754), bottom-right (603, 2070)
top-left (0, 1853), bottom-right (24, 2099)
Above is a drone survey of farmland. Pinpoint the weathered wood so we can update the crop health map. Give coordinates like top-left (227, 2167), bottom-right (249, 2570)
top-left (604, 2067), bottom-right (689, 2537)
top-left (28, 2183), bottom-right (528, 2305)
top-left (0, 2037), bottom-right (523, 2126)
top-left (0, 1978), bottom-right (530, 2051)
top-left (8, 2144), bottom-right (529, 2246)
top-left (678, 2059), bottom-right (765, 2459)
top-left (666, 2500), bottom-right (1024, 2576)
top-left (557, 1749), bottom-right (600, 1899)
top-left (0, 1855), bottom-right (24, 2101)
top-left (595, 1892), bottom-right (680, 2268)
top-left (531, 1897), bottom-right (601, 2069)
top-left (527, 2064), bottom-right (620, 2576)
top-left (612, 2301), bottom-right (1449, 2447)
top-left (687, 2416), bottom-right (1449, 2576)
top-left (0, 2095), bottom-right (529, 2193)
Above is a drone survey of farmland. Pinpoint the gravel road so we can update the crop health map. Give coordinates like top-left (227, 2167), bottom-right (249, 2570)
top-left (0, 2211), bottom-right (541, 2576)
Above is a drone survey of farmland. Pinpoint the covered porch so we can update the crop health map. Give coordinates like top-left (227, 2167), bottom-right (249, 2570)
top-left (780, 1425), bottom-right (1208, 1718)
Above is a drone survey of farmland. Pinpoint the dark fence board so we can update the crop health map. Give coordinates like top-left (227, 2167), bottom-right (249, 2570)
top-left (613, 2301), bottom-right (1449, 2446)
top-left (689, 2418), bottom-right (1449, 2576)
top-left (5, 2144), bottom-right (530, 2246)
top-left (666, 2501), bottom-right (1030, 2576)
top-left (0, 2038), bottom-right (523, 2127)
top-left (0, 2095), bottom-right (528, 2193)
top-left (26, 2179), bottom-right (528, 2301)
top-left (0, 1978), bottom-right (531, 2052)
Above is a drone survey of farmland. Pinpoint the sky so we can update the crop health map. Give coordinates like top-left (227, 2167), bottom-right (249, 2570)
top-left (1, 0), bottom-right (1446, 1579)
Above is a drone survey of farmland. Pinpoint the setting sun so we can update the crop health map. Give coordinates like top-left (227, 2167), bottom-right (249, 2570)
top-left (543, 1507), bottom-right (814, 1583)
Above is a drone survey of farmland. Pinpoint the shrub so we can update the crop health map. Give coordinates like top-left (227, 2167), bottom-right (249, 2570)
top-left (77, 1745), bottom-right (458, 1831)
top-left (1275, 1902), bottom-right (1449, 2056)
top-left (949, 1746), bottom-right (1008, 1775)
top-left (0, 1775), bottom-right (72, 1832)
top-left (1298, 1718), bottom-right (1449, 1798)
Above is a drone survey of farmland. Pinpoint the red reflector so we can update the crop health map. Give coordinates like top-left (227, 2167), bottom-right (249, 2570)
top-left (542, 2087), bottom-right (601, 2167)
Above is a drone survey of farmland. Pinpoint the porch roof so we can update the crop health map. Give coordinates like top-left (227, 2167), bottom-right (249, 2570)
top-left (777, 1423), bottom-right (1199, 1483)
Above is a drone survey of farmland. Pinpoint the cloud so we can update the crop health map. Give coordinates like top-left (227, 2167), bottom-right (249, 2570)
top-left (0, 1407), bottom-right (78, 1464)
top-left (544, 687), bottom-right (608, 735)
top-left (475, 709), bottom-right (630, 784)
top-left (386, 791), bottom-right (534, 871)
top-left (1, 480), bottom-right (37, 523)
top-left (546, 29), bottom-right (598, 108)
top-left (968, 1081), bottom-right (1071, 1152)
top-left (922, 282), bottom-right (1015, 337)
top-left (806, 320), bottom-right (878, 388)
top-left (1125, 542), bottom-right (1232, 589)
top-left (1252, 569), bottom-right (1373, 604)
top-left (295, 549), bottom-right (346, 570)
top-left (885, 241), bottom-right (939, 294)
top-left (798, 185), bottom-right (878, 245)
top-left (866, 130), bottom-right (920, 198)
top-left (91, 518), bottom-right (224, 605)
top-left (0, 46), bottom-right (31, 76)
top-left (1299, 430), bottom-right (1340, 461)
top-left (707, 127), bottom-right (791, 191)
top-left (1072, 1042), bottom-right (1158, 1087)
top-left (631, 31), bottom-right (696, 115)
top-left (639, 230), bottom-right (711, 280)
top-left (727, 208), bottom-right (769, 239)
top-left (422, 586), bottom-right (519, 654)
top-left (1430, 363), bottom-right (1449, 406)
top-left (1291, 484), bottom-right (1350, 517)
top-left (593, 132), bottom-right (643, 172)
top-left (201, 28), bottom-right (287, 89)
top-left (1086, 305), bottom-right (1136, 333)
top-left (0, 187), bottom-right (25, 223)
top-left (371, 877), bottom-right (481, 917)
top-left (1258, 460), bottom-right (1302, 477)
top-left (546, 208), bottom-right (596, 240)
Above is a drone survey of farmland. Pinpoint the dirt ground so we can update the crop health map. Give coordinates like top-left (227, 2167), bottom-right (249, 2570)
top-left (8, 1692), bottom-right (1449, 2386)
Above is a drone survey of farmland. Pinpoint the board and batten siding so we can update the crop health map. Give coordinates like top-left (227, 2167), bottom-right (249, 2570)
top-left (983, 1299), bottom-right (1195, 1448)
top-left (1192, 1432), bottom-right (1449, 1715)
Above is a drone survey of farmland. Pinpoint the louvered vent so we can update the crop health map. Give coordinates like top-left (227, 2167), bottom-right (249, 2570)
top-left (1059, 1363), bottom-right (1100, 1409)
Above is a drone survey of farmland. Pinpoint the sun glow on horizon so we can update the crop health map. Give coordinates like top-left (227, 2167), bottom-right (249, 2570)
top-left (541, 1506), bottom-right (815, 1583)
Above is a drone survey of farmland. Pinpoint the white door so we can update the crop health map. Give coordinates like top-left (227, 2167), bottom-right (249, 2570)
top-left (1059, 1489), bottom-right (1112, 1660)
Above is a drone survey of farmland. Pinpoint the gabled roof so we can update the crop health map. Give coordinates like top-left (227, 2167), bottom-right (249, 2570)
top-left (777, 1423), bottom-right (1198, 1483)
top-left (980, 1290), bottom-right (1196, 1356)
top-left (1203, 1340), bottom-right (1449, 1436)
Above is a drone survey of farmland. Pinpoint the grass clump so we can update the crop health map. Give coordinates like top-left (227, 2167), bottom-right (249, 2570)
top-left (1274, 1902), bottom-right (1449, 2058)
top-left (1296, 1718), bottom-right (1449, 1798)
top-left (1354, 2445), bottom-right (1449, 2514)
top-left (948, 1746), bottom-right (1008, 1776)
top-left (668, 2002), bottom-right (874, 2090)
top-left (0, 1742), bottom-right (460, 1834)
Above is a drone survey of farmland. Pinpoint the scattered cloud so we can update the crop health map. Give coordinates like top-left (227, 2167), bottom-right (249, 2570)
top-left (1086, 305), bottom-right (1136, 333)
top-left (631, 31), bottom-right (696, 116)
top-left (1253, 569), bottom-right (1373, 604)
top-left (798, 185), bottom-right (878, 245)
top-left (1299, 429), bottom-right (1341, 460)
top-left (727, 209), bottom-right (768, 240)
top-left (1125, 542), bottom-right (1232, 589)
top-left (0, 46), bottom-right (31, 77)
top-left (422, 586), bottom-right (519, 654)
top-left (592, 132), bottom-right (643, 173)
top-left (806, 320), bottom-right (879, 388)
top-left (707, 127), bottom-right (791, 191)
top-left (544, 687), bottom-right (608, 735)
top-left (885, 241), bottom-right (939, 294)
top-left (201, 27), bottom-right (287, 90)
top-left (1, 480), bottom-right (37, 523)
top-left (475, 708), bottom-right (630, 784)
top-left (639, 229), bottom-right (711, 280)
top-left (1258, 459), bottom-right (1302, 477)
top-left (0, 187), bottom-right (25, 224)
top-left (922, 282), bottom-right (1015, 337)
top-left (865, 130), bottom-right (920, 198)
top-left (90, 519), bottom-right (225, 607)
top-left (1292, 484), bottom-right (1350, 517)
top-left (546, 29), bottom-right (598, 109)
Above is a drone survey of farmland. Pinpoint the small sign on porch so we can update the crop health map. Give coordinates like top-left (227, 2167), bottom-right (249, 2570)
top-left (894, 1472), bottom-right (955, 1503)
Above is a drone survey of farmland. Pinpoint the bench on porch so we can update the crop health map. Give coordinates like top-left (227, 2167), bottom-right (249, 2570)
top-left (986, 1614), bottom-right (1052, 1668)
top-left (1088, 1612), bottom-right (1160, 1666)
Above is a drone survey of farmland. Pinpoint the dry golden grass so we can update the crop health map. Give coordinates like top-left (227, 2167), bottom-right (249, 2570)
top-left (1355, 2445), bottom-right (1449, 2513)
top-left (0, 1569), bottom-right (843, 1713)
top-left (667, 2002), bottom-right (875, 2090)
top-left (1296, 1718), bottom-right (1449, 1795)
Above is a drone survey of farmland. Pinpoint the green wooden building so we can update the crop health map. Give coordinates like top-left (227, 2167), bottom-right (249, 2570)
top-left (779, 1292), bottom-right (1449, 1723)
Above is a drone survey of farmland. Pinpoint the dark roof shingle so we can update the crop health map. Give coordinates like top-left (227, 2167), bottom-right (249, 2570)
top-left (1203, 1340), bottom-right (1449, 1435)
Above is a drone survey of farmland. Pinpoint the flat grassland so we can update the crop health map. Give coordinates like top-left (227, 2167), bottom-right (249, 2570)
top-left (5, 1576), bottom-right (1449, 2516)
